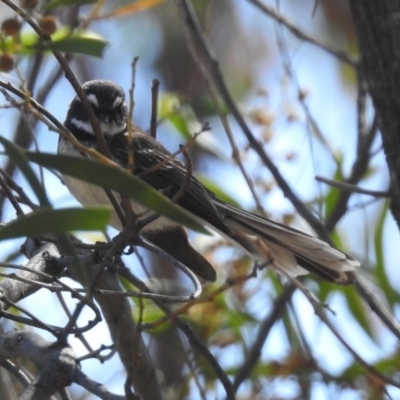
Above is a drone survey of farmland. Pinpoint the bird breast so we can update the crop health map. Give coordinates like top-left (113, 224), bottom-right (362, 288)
top-left (57, 137), bottom-right (177, 232)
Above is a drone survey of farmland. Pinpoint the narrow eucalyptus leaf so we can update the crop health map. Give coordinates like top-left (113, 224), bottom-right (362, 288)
top-left (40, 36), bottom-right (108, 57)
top-left (0, 136), bottom-right (50, 207)
top-left (44, 0), bottom-right (98, 11)
top-left (0, 207), bottom-right (111, 241)
top-left (25, 151), bottom-right (208, 234)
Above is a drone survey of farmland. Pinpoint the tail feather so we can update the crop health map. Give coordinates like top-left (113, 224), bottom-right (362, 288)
top-left (215, 201), bottom-right (359, 284)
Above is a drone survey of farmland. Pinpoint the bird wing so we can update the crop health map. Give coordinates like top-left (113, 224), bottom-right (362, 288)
top-left (109, 130), bottom-right (231, 235)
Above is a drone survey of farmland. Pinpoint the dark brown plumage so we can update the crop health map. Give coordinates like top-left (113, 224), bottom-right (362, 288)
top-left (59, 80), bottom-right (360, 284)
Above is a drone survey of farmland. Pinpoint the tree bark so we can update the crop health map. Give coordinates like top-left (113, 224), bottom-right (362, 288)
top-left (349, 0), bottom-right (400, 225)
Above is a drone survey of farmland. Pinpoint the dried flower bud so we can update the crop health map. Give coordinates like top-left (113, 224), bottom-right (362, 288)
top-left (0, 54), bottom-right (15, 72)
top-left (298, 88), bottom-right (309, 101)
top-left (1, 18), bottom-right (21, 36)
top-left (39, 16), bottom-right (57, 36)
top-left (249, 108), bottom-right (274, 126)
top-left (20, 0), bottom-right (39, 10)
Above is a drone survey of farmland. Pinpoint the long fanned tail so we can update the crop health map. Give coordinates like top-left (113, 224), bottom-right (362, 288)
top-left (215, 201), bottom-right (359, 284)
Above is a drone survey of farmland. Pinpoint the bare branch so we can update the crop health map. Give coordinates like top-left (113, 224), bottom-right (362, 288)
top-left (315, 175), bottom-right (389, 198)
top-left (150, 79), bottom-right (160, 138)
top-left (174, 0), bottom-right (332, 242)
top-left (273, 262), bottom-right (400, 390)
top-left (58, 246), bottom-right (163, 400)
top-left (0, 242), bottom-right (62, 310)
top-left (73, 369), bottom-right (125, 400)
top-left (0, 331), bottom-right (77, 399)
top-left (248, 0), bottom-right (358, 66)
top-left (1, 0), bottom-right (111, 159)
top-left (233, 283), bottom-right (296, 391)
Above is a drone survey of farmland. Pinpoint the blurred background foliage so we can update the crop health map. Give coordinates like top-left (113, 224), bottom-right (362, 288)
top-left (0, 0), bottom-right (397, 399)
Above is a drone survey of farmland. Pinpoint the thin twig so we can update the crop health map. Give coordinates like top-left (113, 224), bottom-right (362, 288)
top-left (1, 298), bottom-right (59, 336)
top-left (326, 117), bottom-right (378, 230)
top-left (0, 169), bottom-right (38, 210)
top-left (140, 264), bottom-right (259, 331)
top-left (204, 79), bottom-right (265, 214)
top-left (76, 344), bottom-right (115, 363)
top-left (136, 124), bottom-right (207, 180)
top-left (150, 79), bottom-right (160, 138)
top-left (0, 80), bottom-right (112, 165)
top-left (138, 236), bottom-right (202, 300)
top-left (126, 56), bottom-right (140, 172)
top-left (232, 283), bottom-right (296, 391)
top-left (0, 360), bottom-right (31, 387)
top-left (175, 0), bottom-right (330, 242)
top-left (117, 264), bottom-right (240, 400)
top-left (0, 254), bottom-right (102, 336)
top-left (136, 135), bottom-right (195, 231)
top-left (0, 173), bottom-right (24, 216)
top-left (1, 0), bottom-right (112, 159)
top-left (129, 56), bottom-right (139, 122)
top-left (315, 175), bottom-right (389, 197)
top-left (72, 368), bottom-right (125, 400)
top-left (56, 291), bottom-right (95, 354)
top-left (248, 0), bottom-right (358, 66)
top-left (273, 262), bottom-right (400, 389)
top-left (173, 144), bottom-right (193, 204)
top-left (355, 278), bottom-right (400, 342)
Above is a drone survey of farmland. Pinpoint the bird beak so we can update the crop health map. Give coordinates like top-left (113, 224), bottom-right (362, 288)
top-left (98, 113), bottom-right (110, 124)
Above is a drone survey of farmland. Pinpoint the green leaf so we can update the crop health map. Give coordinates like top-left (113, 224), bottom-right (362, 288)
top-left (159, 93), bottom-right (223, 157)
top-left (196, 175), bottom-right (240, 207)
top-left (0, 136), bottom-right (50, 207)
top-left (316, 279), bottom-right (335, 304)
top-left (40, 36), bottom-right (108, 57)
top-left (373, 353), bottom-right (400, 375)
top-left (0, 207), bottom-right (111, 241)
top-left (281, 308), bottom-right (300, 349)
top-left (5, 27), bottom-right (107, 58)
top-left (44, 0), bottom-right (97, 11)
top-left (225, 308), bottom-right (257, 330)
top-left (342, 286), bottom-right (376, 342)
top-left (323, 158), bottom-right (344, 220)
top-left (25, 151), bottom-right (209, 234)
top-left (337, 362), bottom-right (363, 381)
top-left (159, 94), bottom-right (191, 140)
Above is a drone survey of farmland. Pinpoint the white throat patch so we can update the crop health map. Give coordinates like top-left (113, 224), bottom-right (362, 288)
top-left (71, 118), bottom-right (126, 136)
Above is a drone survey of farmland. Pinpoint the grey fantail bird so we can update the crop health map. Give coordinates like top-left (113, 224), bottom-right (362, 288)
top-left (58, 80), bottom-right (359, 284)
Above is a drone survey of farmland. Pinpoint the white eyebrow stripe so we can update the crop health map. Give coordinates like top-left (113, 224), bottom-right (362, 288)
top-left (87, 93), bottom-right (98, 107)
top-left (113, 96), bottom-right (123, 108)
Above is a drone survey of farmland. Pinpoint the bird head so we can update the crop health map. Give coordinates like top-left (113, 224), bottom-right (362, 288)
top-left (65, 80), bottom-right (128, 137)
